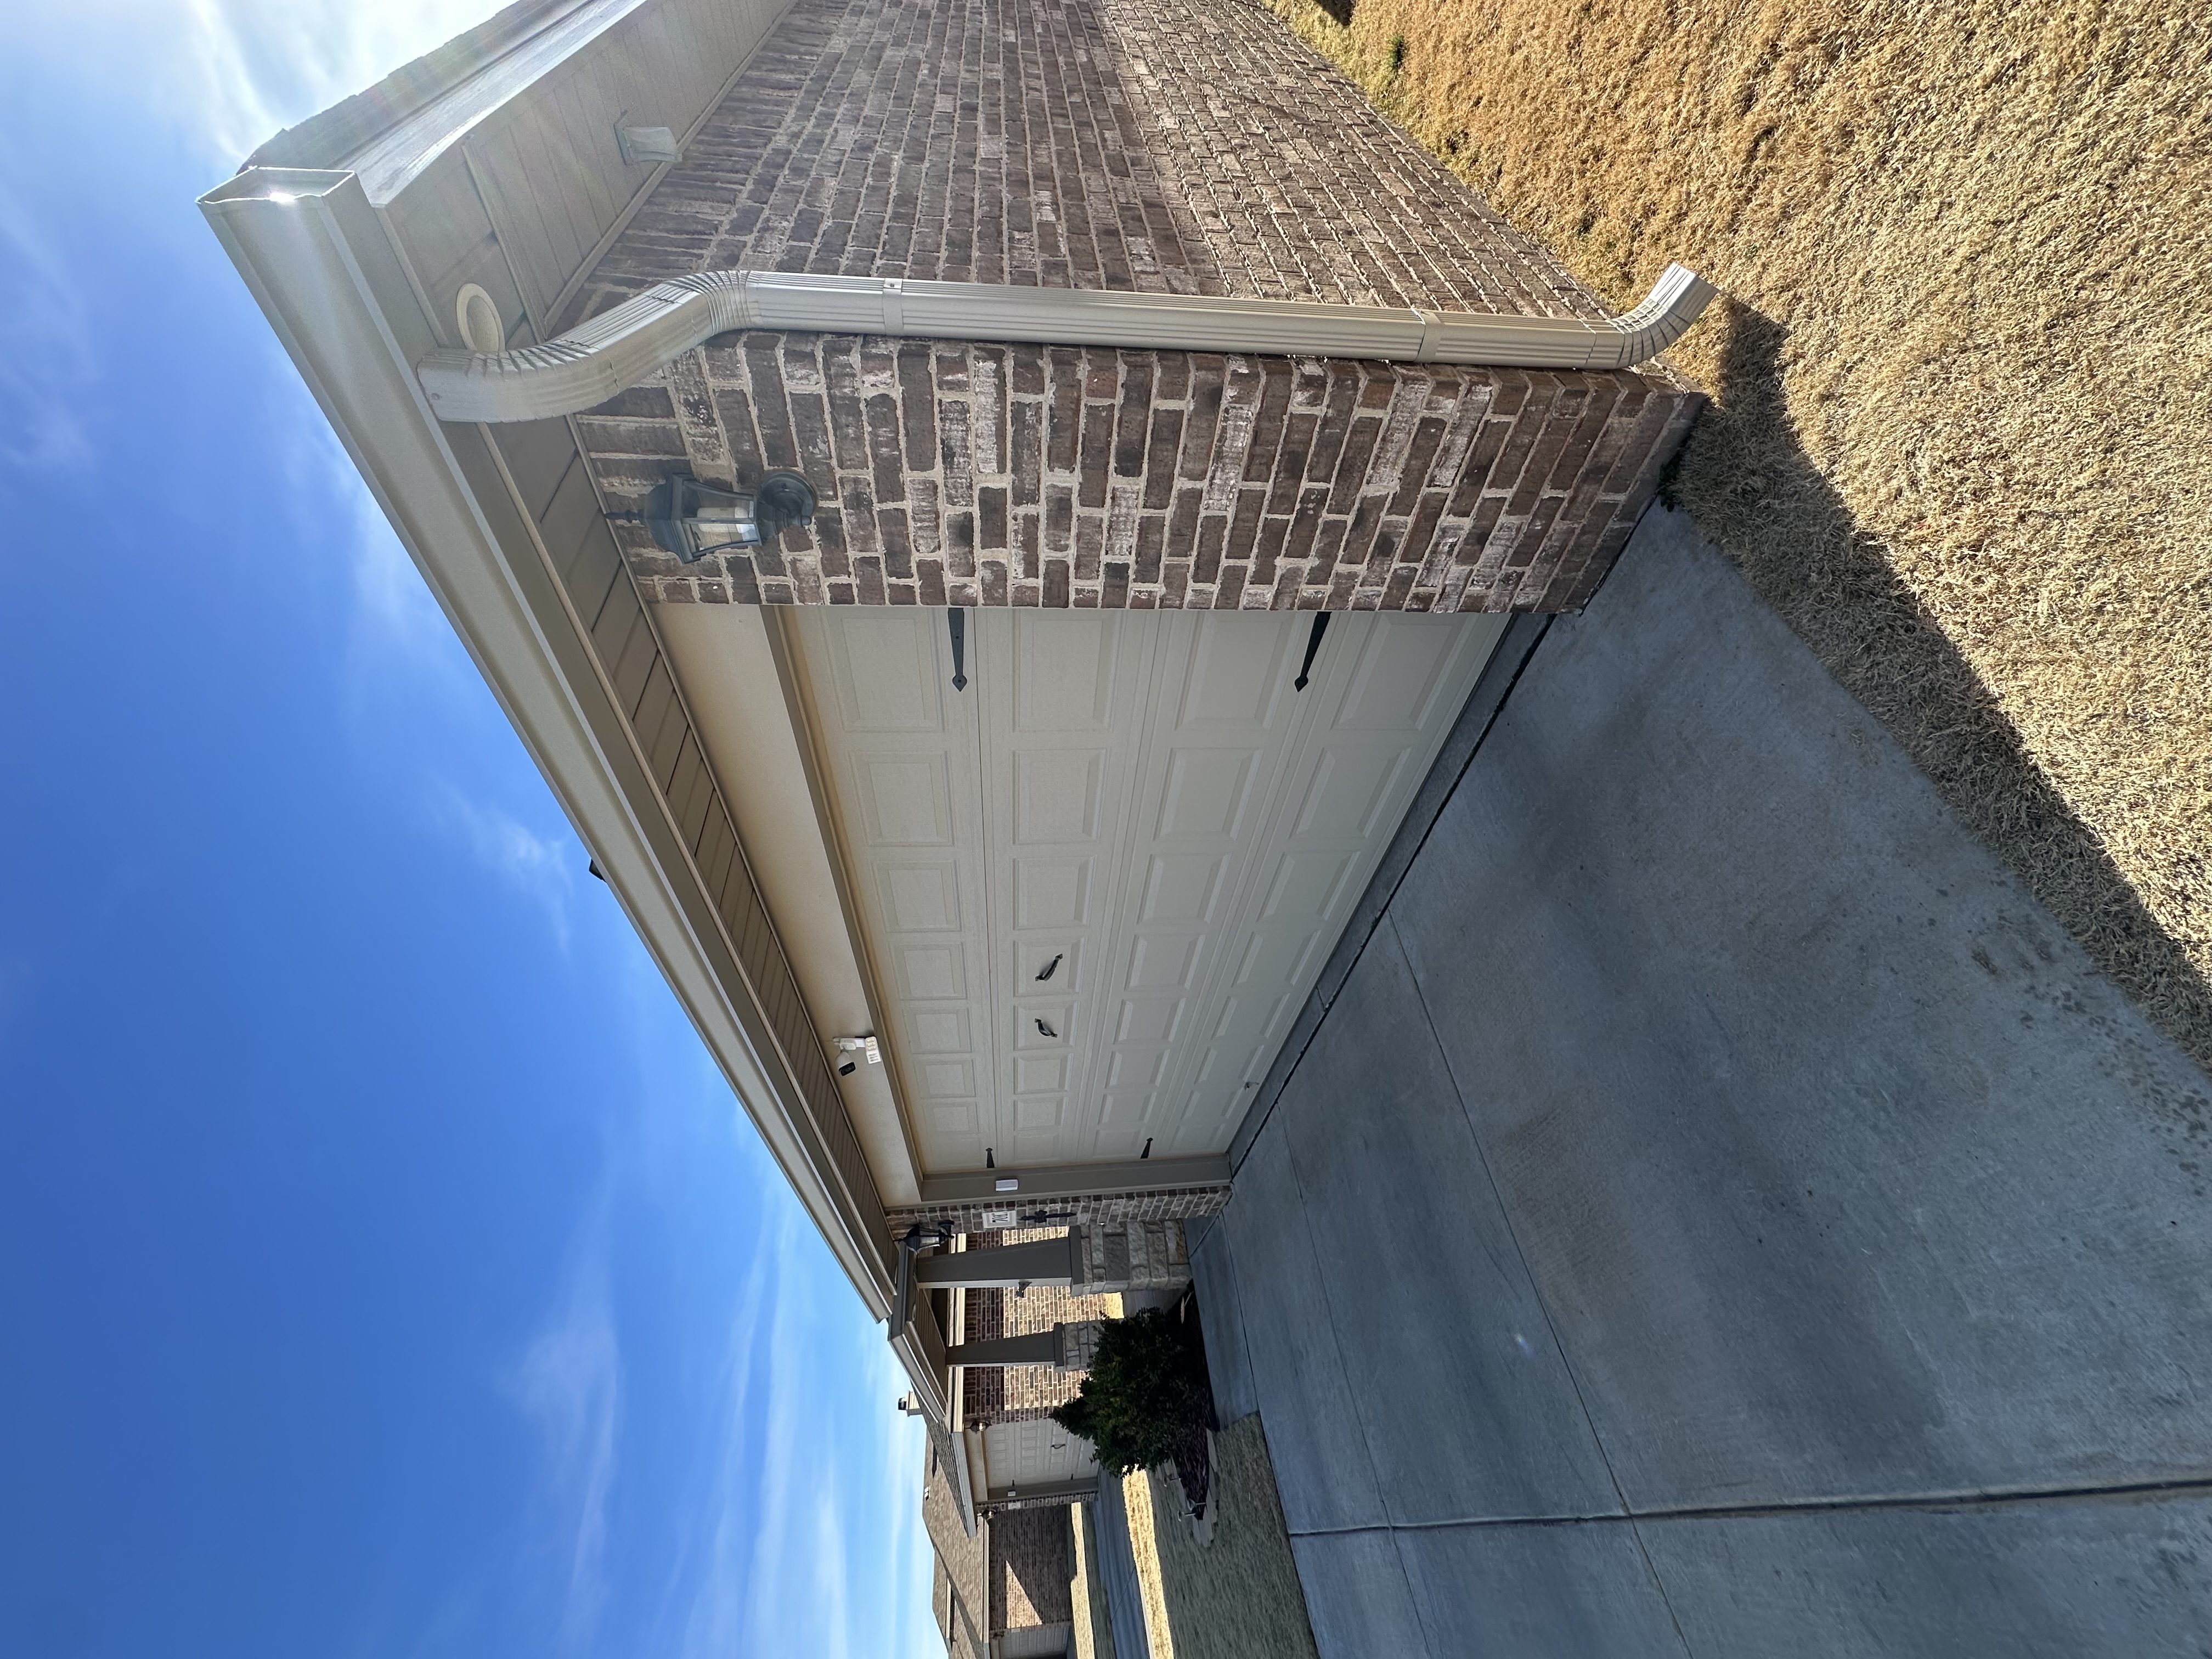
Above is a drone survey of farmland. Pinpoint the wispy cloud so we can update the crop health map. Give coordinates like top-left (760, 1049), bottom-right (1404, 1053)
top-left (174, 0), bottom-right (496, 171)
top-left (286, 427), bottom-right (577, 947)
top-left (0, 0), bottom-right (490, 479)
top-left (0, 176), bottom-right (96, 473)
top-left (508, 1232), bottom-right (624, 1658)
top-left (426, 780), bottom-right (577, 948)
top-left (672, 1203), bottom-right (814, 1659)
top-left (658, 1184), bottom-right (937, 1659)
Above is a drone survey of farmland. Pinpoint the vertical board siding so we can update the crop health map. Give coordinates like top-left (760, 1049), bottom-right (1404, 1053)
top-left (467, 391), bottom-right (889, 1261)
top-left (394, 0), bottom-right (799, 352)
top-left (481, 408), bottom-right (894, 1264)
top-left (453, 0), bottom-right (797, 334)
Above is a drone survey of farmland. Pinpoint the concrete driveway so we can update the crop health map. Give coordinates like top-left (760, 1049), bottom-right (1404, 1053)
top-left (1193, 509), bottom-right (2212, 1658)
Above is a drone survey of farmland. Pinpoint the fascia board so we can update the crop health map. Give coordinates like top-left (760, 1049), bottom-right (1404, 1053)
top-left (199, 166), bottom-right (897, 1322)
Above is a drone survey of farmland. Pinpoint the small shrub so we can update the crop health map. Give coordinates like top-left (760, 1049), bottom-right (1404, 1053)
top-left (1387, 33), bottom-right (1407, 74)
top-left (1049, 1309), bottom-right (1212, 1476)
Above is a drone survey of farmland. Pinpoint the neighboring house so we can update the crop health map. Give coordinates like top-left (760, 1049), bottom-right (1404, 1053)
top-left (926, 1424), bottom-right (1100, 1659)
top-left (202, 0), bottom-right (1705, 1519)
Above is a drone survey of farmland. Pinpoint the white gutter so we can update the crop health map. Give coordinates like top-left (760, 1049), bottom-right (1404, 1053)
top-left (417, 264), bottom-right (1716, 423)
top-left (198, 165), bottom-right (906, 1341)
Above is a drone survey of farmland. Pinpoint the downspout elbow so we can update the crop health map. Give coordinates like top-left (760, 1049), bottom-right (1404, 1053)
top-left (417, 269), bottom-right (759, 423)
top-left (1595, 262), bottom-right (1716, 371)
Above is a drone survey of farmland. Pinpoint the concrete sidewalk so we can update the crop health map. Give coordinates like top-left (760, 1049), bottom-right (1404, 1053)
top-left (1194, 508), bottom-right (2212, 1657)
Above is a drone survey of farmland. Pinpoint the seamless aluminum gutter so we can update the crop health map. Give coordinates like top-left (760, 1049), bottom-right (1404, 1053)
top-left (417, 264), bottom-right (1717, 423)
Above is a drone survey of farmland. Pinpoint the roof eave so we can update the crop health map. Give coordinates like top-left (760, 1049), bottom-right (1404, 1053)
top-left (198, 162), bottom-right (916, 1352)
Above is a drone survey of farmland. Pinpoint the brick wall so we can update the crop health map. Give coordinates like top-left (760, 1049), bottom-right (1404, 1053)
top-left (990, 1505), bottom-right (1076, 1632)
top-left (570, 0), bottom-right (1700, 613)
top-left (924, 1442), bottom-right (991, 1659)
top-left (889, 1182), bottom-right (1231, 1239)
top-left (961, 1228), bottom-right (1118, 1424)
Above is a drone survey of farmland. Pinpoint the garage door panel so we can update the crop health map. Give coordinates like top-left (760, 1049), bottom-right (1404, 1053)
top-left (1013, 609), bottom-right (1122, 730)
top-left (879, 862), bottom-right (963, 932)
top-left (1155, 746), bottom-right (1262, 840)
top-left (1013, 748), bottom-right (1107, 843)
top-left (1012, 857), bottom-right (1093, 931)
top-left (1288, 744), bottom-right (1416, 842)
top-left (1333, 610), bottom-right (1463, 730)
top-left (854, 752), bottom-right (957, 845)
top-left (789, 608), bottom-right (1502, 1176)
top-left (1176, 617), bottom-right (1297, 727)
top-left (830, 610), bottom-right (948, 731)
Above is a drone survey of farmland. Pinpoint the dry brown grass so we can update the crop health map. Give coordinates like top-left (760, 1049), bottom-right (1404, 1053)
top-left (1120, 1415), bottom-right (1320, 1659)
top-left (1263, 0), bottom-right (2212, 1073)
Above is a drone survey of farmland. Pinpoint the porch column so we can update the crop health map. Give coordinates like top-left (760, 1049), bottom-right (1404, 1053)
top-left (944, 1331), bottom-right (1061, 1368)
top-left (944, 1321), bottom-right (1107, 1372)
top-left (914, 1232), bottom-right (1081, 1289)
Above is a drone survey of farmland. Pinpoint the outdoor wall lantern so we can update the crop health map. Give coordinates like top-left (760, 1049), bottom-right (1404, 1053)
top-left (644, 470), bottom-right (816, 562)
top-left (613, 120), bottom-right (680, 167)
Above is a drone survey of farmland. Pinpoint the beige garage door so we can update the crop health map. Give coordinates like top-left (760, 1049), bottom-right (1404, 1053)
top-left (782, 607), bottom-right (1503, 1176)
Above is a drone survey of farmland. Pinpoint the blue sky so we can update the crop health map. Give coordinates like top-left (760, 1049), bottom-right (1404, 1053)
top-left (0, 4), bottom-right (937, 1656)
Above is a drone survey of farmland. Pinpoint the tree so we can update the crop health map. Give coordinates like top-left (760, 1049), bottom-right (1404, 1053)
top-left (1049, 1308), bottom-right (1212, 1476)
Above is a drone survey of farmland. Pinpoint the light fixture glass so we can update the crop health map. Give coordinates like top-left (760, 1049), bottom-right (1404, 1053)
top-left (614, 123), bottom-right (680, 167)
top-left (644, 471), bottom-right (816, 563)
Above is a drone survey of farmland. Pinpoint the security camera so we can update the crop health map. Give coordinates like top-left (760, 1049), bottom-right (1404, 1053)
top-left (833, 1035), bottom-right (880, 1077)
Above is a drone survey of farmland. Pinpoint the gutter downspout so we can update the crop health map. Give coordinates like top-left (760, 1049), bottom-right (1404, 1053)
top-left (417, 264), bottom-right (1716, 423)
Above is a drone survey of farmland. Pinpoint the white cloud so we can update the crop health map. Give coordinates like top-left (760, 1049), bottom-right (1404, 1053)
top-left (0, 0), bottom-right (499, 478)
top-left (666, 1212), bottom-right (786, 1659)
top-left (190, 0), bottom-right (499, 164)
top-left (509, 1235), bottom-right (624, 1658)
top-left (426, 778), bottom-right (577, 947)
top-left (656, 1186), bottom-right (939, 1659)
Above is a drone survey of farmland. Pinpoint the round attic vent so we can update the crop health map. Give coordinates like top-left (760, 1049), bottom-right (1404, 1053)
top-left (455, 284), bottom-right (505, 354)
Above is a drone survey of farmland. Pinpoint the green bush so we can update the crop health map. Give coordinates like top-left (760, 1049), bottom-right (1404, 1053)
top-left (1049, 1308), bottom-right (1212, 1476)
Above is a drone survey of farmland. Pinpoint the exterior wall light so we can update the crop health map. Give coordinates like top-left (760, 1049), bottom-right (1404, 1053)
top-left (644, 470), bottom-right (816, 563)
top-left (613, 122), bottom-right (680, 167)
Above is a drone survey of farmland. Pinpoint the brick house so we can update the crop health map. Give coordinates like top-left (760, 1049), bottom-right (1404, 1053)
top-left (205, 0), bottom-right (1706, 1532)
top-left (925, 1428), bottom-right (1088, 1659)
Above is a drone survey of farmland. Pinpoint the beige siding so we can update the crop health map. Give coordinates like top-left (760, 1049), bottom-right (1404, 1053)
top-left (469, 398), bottom-right (893, 1263)
top-left (376, 0), bottom-right (798, 361)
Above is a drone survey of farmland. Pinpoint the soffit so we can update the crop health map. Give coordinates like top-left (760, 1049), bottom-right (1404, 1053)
top-left (780, 607), bottom-right (1504, 1176)
top-left (654, 601), bottom-right (923, 1206)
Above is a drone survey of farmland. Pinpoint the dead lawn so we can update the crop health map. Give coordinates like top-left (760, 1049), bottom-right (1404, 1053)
top-left (1263, 0), bottom-right (2212, 1072)
top-left (1120, 1415), bottom-right (1320, 1659)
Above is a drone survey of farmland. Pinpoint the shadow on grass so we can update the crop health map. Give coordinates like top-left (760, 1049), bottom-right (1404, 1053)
top-left (1671, 300), bottom-right (2212, 1084)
